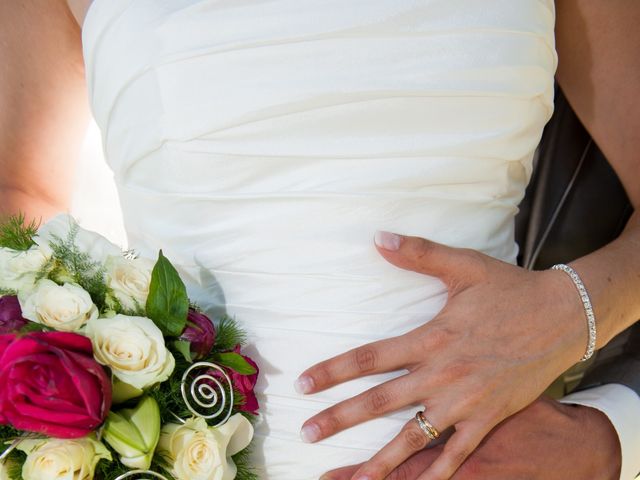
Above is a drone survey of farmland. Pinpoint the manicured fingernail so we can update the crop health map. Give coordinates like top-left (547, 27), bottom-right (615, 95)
top-left (301, 423), bottom-right (321, 443)
top-left (374, 230), bottom-right (402, 251)
top-left (354, 476), bottom-right (372, 480)
top-left (294, 375), bottom-right (314, 394)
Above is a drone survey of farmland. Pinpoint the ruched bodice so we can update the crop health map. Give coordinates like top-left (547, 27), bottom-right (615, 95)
top-left (82, 1), bottom-right (557, 477)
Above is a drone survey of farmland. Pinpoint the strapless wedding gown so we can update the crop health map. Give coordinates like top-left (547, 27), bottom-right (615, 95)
top-left (82, 1), bottom-right (557, 477)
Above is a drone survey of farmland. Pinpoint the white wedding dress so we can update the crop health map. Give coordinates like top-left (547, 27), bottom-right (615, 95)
top-left (82, 1), bottom-right (557, 477)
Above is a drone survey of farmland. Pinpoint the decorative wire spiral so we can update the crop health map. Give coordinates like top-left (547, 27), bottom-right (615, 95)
top-left (0, 438), bottom-right (20, 463)
top-left (180, 361), bottom-right (234, 426)
top-left (113, 470), bottom-right (169, 480)
top-left (0, 433), bottom-right (42, 463)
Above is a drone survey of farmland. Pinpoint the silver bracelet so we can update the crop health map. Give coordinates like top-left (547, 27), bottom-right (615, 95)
top-left (551, 264), bottom-right (596, 362)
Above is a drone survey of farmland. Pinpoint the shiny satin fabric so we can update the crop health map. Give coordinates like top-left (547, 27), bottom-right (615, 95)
top-left (82, 1), bottom-right (557, 477)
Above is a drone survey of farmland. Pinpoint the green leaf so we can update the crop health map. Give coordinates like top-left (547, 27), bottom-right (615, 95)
top-left (145, 250), bottom-right (189, 337)
top-left (172, 339), bottom-right (194, 363)
top-left (18, 322), bottom-right (47, 334)
top-left (215, 352), bottom-right (257, 375)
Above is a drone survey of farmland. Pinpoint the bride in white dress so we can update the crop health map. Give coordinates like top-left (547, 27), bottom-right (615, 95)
top-left (3, 0), bottom-right (640, 479)
top-left (80, 1), bottom-right (556, 477)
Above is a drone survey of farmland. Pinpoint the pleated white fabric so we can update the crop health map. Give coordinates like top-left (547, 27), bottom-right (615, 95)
top-left (82, 1), bottom-right (557, 477)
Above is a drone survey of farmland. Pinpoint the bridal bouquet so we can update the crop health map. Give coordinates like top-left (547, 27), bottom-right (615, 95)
top-left (0, 214), bottom-right (259, 480)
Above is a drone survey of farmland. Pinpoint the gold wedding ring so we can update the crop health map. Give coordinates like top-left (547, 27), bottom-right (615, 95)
top-left (415, 411), bottom-right (440, 440)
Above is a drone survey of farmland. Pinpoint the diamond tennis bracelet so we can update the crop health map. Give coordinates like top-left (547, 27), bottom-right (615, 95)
top-left (551, 264), bottom-right (597, 362)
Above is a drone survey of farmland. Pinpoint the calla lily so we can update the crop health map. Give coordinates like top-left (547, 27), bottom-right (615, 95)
top-left (103, 396), bottom-right (161, 469)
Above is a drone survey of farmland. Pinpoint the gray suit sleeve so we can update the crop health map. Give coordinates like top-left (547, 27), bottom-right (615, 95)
top-left (577, 323), bottom-right (640, 395)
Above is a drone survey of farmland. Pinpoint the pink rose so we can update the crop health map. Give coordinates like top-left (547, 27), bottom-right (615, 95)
top-left (229, 345), bottom-right (259, 415)
top-left (0, 332), bottom-right (112, 438)
top-left (0, 296), bottom-right (28, 334)
top-left (179, 309), bottom-right (216, 360)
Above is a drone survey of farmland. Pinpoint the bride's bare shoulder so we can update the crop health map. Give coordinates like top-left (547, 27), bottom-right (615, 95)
top-left (66, 0), bottom-right (93, 27)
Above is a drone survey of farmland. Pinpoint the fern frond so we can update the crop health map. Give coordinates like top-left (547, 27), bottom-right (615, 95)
top-left (0, 214), bottom-right (39, 251)
top-left (214, 315), bottom-right (248, 351)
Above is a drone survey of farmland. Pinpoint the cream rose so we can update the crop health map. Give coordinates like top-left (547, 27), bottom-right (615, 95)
top-left (105, 255), bottom-right (154, 311)
top-left (158, 414), bottom-right (253, 480)
top-left (35, 213), bottom-right (122, 264)
top-left (18, 279), bottom-right (98, 332)
top-left (0, 246), bottom-right (50, 292)
top-left (17, 437), bottom-right (111, 480)
top-left (85, 315), bottom-right (175, 390)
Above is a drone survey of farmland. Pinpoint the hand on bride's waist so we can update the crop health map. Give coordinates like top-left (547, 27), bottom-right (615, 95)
top-left (294, 231), bottom-right (593, 480)
top-left (325, 396), bottom-right (622, 480)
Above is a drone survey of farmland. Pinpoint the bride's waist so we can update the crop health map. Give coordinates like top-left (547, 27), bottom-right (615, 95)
top-left (119, 190), bottom-right (520, 269)
top-left (244, 327), bottom-right (426, 451)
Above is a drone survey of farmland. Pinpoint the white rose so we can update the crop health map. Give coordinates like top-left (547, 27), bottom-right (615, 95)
top-left (0, 246), bottom-right (50, 292)
top-left (19, 279), bottom-right (98, 332)
top-left (105, 255), bottom-right (154, 311)
top-left (17, 437), bottom-right (111, 480)
top-left (85, 314), bottom-right (175, 390)
top-left (158, 414), bottom-right (254, 480)
top-left (35, 213), bottom-right (122, 264)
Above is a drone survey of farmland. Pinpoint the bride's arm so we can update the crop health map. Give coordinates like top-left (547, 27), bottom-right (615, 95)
top-left (554, 0), bottom-right (640, 347)
top-left (0, 0), bottom-right (89, 222)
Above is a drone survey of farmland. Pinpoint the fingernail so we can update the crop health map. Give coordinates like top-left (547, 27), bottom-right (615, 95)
top-left (294, 375), bottom-right (314, 394)
top-left (301, 423), bottom-right (321, 443)
top-left (374, 230), bottom-right (402, 251)
top-left (354, 476), bottom-right (372, 480)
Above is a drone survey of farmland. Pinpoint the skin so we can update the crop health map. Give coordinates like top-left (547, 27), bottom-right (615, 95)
top-left (0, 0), bottom-right (89, 222)
top-left (326, 397), bottom-right (622, 480)
top-left (0, 1), bottom-right (636, 479)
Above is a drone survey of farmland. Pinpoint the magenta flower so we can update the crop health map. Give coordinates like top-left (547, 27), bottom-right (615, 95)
top-left (180, 309), bottom-right (216, 360)
top-left (0, 296), bottom-right (28, 334)
top-left (229, 345), bottom-right (259, 415)
top-left (0, 331), bottom-right (112, 438)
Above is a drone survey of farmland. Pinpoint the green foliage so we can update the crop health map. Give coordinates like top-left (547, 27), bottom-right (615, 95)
top-left (172, 340), bottom-right (193, 363)
top-left (17, 322), bottom-right (47, 334)
top-left (214, 352), bottom-right (257, 375)
top-left (0, 214), bottom-right (38, 251)
top-left (0, 424), bottom-right (21, 442)
top-left (5, 449), bottom-right (26, 480)
top-left (214, 315), bottom-right (247, 351)
top-left (145, 251), bottom-right (189, 337)
top-left (93, 446), bottom-right (132, 480)
top-left (44, 223), bottom-right (111, 312)
top-left (232, 444), bottom-right (259, 480)
top-left (149, 352), bottom-right (195, 424)
top-left (0, 425), bottom-right (26, 480)
top-left (0, 288), bottom-right (17, 297)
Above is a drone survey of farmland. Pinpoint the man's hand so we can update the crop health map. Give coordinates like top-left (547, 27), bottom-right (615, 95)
top-left (323, 397), bottom-right (622, 480)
